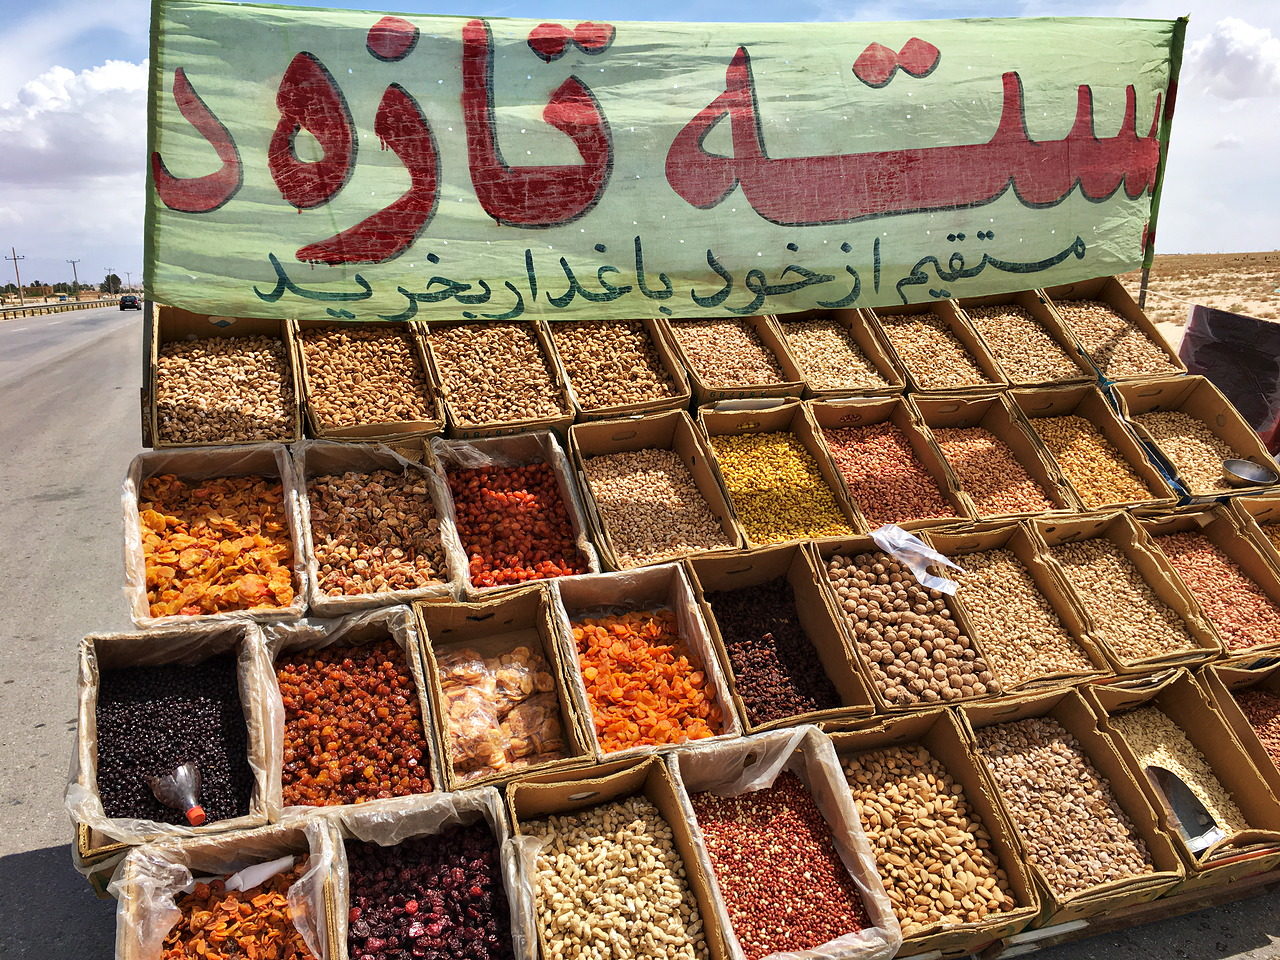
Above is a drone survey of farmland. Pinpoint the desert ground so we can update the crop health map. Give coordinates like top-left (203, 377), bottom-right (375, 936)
top-left (1120, 251), bottom-right (1280, 328)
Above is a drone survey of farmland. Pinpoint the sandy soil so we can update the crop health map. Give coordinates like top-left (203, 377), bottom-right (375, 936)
top-left (1119, 251), bottom-right (1280, 327)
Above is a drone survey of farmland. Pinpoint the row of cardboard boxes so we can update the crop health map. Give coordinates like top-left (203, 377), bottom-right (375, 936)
top-left (125, 393), bottom-right (1280, 631)
top-left (87, 656), bottom-right (1280, 960)
top-left (141, 275), bottom-right (1188, 448)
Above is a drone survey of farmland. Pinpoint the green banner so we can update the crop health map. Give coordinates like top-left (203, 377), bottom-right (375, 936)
top-left (146, 0), bottom-right (1184, 320)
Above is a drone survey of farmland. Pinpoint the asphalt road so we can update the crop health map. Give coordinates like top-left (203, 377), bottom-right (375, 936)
top-left (0, 305), bottom-right (1277, 959)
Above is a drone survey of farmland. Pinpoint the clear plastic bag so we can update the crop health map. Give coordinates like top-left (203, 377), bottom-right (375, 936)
top-left (110, 819), bottom-right (338, 960)
top-left (263, 605), bottom-right (446, 820)
top-left (668, 726), bottom-right (902, 960)
top-left (122, 443), bottom-right (309, 628)
top-left (292, 440), bottom-right (466, 616)
top-left (871, 523), bottom-right (965, 595)
top-left (65, 621), bottom-right (281, 849)
top-left (332, 788), bottom-right (537, 960)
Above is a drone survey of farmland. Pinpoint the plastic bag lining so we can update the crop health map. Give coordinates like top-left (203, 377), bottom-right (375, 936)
top-left (430, 432), bottom-right (602, 592)
top-left (292, 440), bottom-right (465, 616)
top-left (330, 787), bottom-right (537, 960)
top-left (109, 819), bottom-right (336, 960)
top-left (264, 606), bottom-right (447, 819)
top-left (871, 523), bottom-right (965, 595)
top-left (66, 622), bottom-right (279, 847)
top-left (122, 444), bottom-right (309, 628)
top-left (548, 563), bottom-right (743, 762)
top-left (669, 726), bottom-right (902, 960)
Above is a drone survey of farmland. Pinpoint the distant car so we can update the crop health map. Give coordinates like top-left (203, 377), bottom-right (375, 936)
top-left (120, 295), bottom-right (142, 310)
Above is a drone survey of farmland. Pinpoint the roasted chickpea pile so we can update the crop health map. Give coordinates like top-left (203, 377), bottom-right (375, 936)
top-left (573, 608), bottom-right (721, 751)
top-left (276, 639), bottom-right (433, 806)
top-left (447, 462), bottom-right (590, 588)
top-left (140, 473), bottom-right (295, 618)
top-left (689, 772), bottom-right (869, 960)
top-left (824, 552), bottom-right (998, 707)
top-left (708, 432), bottom-right (853, 544)
top-left (162, 868), bottom-right (316, 960)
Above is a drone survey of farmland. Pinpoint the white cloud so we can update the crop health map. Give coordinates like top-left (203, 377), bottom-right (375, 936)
top-left (1188, 17), bottom-right (1280, 100)
top-left (0, 59), bottom-right (147, 185)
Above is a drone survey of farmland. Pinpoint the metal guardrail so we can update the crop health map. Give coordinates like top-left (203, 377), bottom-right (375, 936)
top-left (0, 298), bottom-right (121, 318)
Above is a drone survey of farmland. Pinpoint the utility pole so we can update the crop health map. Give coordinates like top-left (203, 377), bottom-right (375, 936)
top-left (104, 267), bottom-right (114, 296)
top-left (125, 270), bottom-right (132, 291)
top-left (67, 258), bottom-right (81, 297)
top-left (5, 247), bottom-right (25, 306)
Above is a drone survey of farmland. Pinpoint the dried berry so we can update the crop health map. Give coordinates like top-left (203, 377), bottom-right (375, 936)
top-left (705, 578), bottom-right (841, 725)
top-left (277, 640), bottom-right (433, 806)
top-left (447, 463), bottom-right (590, 588)
top-left (345, 822), bottom-right (513, 960)
top-left (95, 655), bottom-right (252, 825)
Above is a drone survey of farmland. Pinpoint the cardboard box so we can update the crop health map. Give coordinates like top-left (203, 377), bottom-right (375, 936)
top-left (415, 585), bottom-right (595, 791)
top-left (112, 820), bottom-right (339, 960)
top-left (330, 788), bottom-right (536, 960)
top-left (1138, 507), bottom-right (1280, 655)
top-left (698, 400), bottom-right (865, 546)
top-left (685, 543), bottom-right (875, 731)
top-left (292, 318), bottom-right (445, 440)
top-left (864, 301), bottom-right (1006, 395)
top-left (959, 689), bottom-right (1185, 926)
top-left (922, 523), bottom-right (1109, 691)
top-left (666, 315), bottom-right (806, 405)
top-left (123, 444), bottom-right (309, 629)
top-left (432, 431), bottom-right (602, 596)
top-left (293, 440), bottom-right (465, 616)
top-left (1086, 669), bottom-right (1280, 891)
top-left (144, 303), bottom-right (303, 448)
top-left (1031, 512), bottom-right (1221, 672)
top-left (1009, 383), bottom-right (1181, 510)
top-left (264, 606), bottom-right (448, 816)
top-left (1112, 375), bottom-right (1280, 499)
top-left (505, 754), bottom-right (731, 960)
top-left (568, 411), bottom-right (743, 570)
top-left (911, 393), bottom-right (1081, 518)
top-left (771, 308), bottom-right (905, 399)
top-left (808, 397), bottom-right (973, 531)
top-left (826, 710), bottom-right (1040, 957)
top-left (808, 533), bottom-right (1012, 715)
top-left (1228, 492), bottom-right (1280, 570)
top-left (550, 563), bottom-right (743, 762)
top-left (954, 290), bottom-right (1095, 387)
top-left (543, 317), bottom-right (693, 421)
top-left (70, 835), bottom-right (125, 898)
top-left (68, 622), bottom-right (276, 859)
top-left (421, 319), bottom-right (575, 439)
top-left (1201, 660), bottom-right (1280, 811)
top-left (1040, 276), bottom-right (1188, 381)
top-left (670, 726), bottom-right (902, 960)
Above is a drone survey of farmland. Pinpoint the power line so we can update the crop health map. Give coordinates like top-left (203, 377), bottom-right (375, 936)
top-left (67, 258), bottom-right (81, 296)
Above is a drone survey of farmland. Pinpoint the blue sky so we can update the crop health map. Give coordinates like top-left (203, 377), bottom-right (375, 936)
top-left (0, 0), bottom-right (1276, 287)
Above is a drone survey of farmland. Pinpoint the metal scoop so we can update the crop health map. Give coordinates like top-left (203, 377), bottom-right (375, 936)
top-left (1145, 765), bottom-right (1226, 855)
top-left (1222, 459), bottom-right (1279, 487)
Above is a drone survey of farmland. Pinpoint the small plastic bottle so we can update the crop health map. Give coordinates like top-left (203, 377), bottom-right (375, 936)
top-left (147, 762), bottom-right (206, 826)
